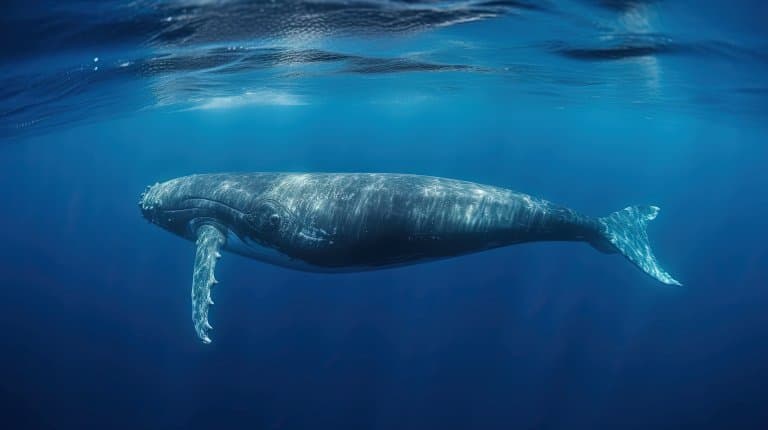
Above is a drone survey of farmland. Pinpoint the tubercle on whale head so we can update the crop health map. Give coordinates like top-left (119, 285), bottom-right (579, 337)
top-left (139, 182), bottom-right (163, 224)
top-left (138, 180), bottom-right (190, 235)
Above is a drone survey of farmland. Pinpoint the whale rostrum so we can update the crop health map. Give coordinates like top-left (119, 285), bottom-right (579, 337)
top-left (139, 172), bottom-right (681, 343)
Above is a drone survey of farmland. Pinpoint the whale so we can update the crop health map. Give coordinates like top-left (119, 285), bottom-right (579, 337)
top-left (139, 172), bottom-right (681, 343)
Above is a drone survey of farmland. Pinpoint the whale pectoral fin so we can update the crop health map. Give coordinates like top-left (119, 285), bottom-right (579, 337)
top-left (192, 224), bottom-right (226, 344)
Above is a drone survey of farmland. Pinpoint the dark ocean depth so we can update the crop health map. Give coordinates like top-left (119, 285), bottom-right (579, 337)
top-left (1, 1), bottom-right (767, 429)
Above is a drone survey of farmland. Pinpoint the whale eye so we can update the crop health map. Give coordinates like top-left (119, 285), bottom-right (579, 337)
top-left (246, 200), bottom-right (289, 235)
top-left (269, 213), bottom-right (281, 227)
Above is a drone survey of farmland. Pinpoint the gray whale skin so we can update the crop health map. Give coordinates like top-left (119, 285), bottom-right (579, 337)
top-left (140, 172), bottom-right (680, 343)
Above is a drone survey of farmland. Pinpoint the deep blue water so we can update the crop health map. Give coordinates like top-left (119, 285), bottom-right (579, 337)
top-left (1, 1), bottom-right (767, 429)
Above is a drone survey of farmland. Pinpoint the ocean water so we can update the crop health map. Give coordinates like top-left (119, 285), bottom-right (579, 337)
top-left (1, 1), bottom-right (767, 429)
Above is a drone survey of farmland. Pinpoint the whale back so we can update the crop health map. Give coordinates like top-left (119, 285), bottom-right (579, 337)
top-left (210, 173), bottom-right (591, 269)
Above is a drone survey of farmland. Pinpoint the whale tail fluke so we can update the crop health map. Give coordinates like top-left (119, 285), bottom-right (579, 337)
top-left (597, 205), bottom-right (681, 286)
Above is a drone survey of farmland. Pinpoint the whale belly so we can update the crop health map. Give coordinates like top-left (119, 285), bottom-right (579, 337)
top-left (224, 230), bottom-right (362, 273)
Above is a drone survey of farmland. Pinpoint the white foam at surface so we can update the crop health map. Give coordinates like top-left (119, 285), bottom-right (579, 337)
top-left (191, 89), bottom-right (307, 110)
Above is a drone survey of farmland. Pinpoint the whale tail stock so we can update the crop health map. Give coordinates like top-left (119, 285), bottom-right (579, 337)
top-left (594, 205), bottom-right (682, 286)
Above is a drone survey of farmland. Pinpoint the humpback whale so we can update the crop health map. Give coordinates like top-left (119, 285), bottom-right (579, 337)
top-left (139, 173), bottom-right (680, 343)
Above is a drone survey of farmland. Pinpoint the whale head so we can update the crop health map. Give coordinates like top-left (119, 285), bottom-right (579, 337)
top-left (138, 178), bottom-right (201, 239)
top-left (139, 174), bottom-right (304, 252)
